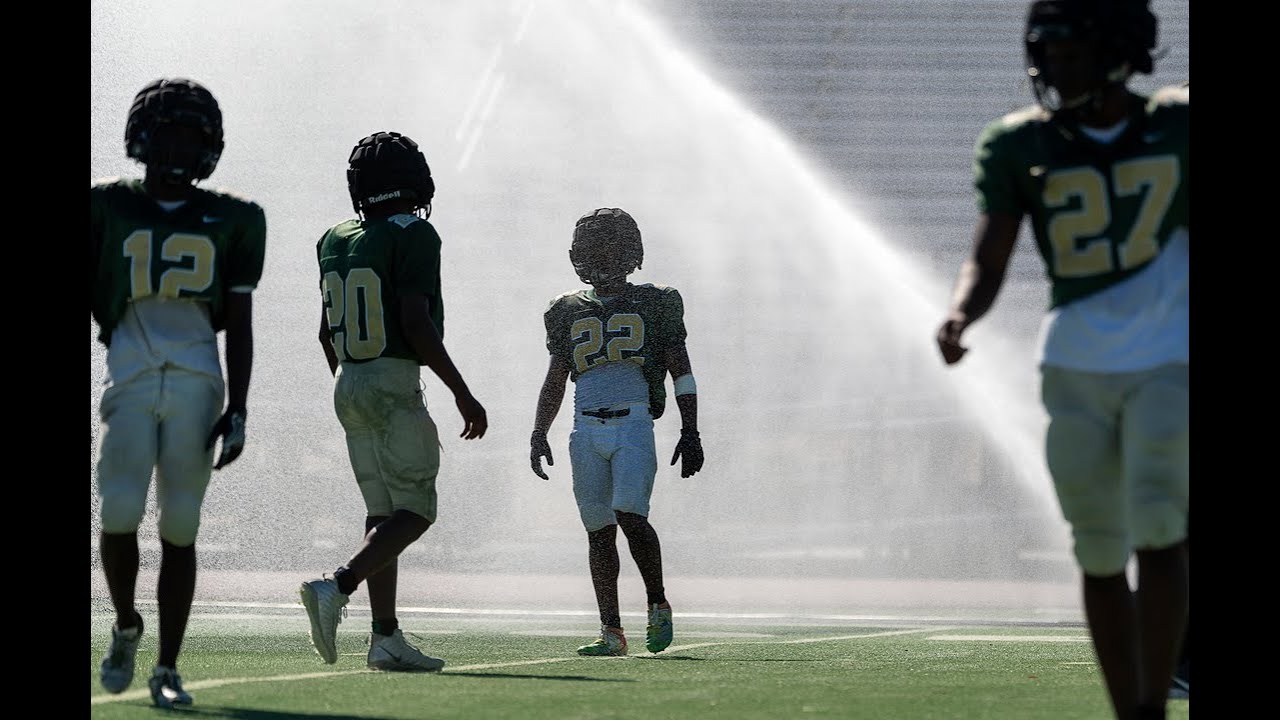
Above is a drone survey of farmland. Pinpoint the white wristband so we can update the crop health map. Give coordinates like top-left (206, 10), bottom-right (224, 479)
top-left (673, 373), bottom-right (697, 396)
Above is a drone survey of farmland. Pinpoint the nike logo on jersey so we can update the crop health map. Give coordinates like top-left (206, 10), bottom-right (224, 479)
top-left (202, 215), bottom-right (222, 223)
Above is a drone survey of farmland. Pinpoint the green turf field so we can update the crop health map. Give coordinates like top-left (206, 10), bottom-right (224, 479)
top-left (90, 606), bottom-right (1189, 719)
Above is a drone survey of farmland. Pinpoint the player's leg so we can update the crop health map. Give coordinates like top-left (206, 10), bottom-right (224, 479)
top-left (611, 416), bottom-right (671, 652)
top-left (1170, 518), bottom-right (1189, 699)
top-left (1133, 543), bottom-right (1187, 711)
top-left (571, 424), bottom-right (626, 655)
top-left (1125, 363), bottom-right (1190, 712)
top-left (351, 508), bottom-right (441, 672)
top-left (149, 369), bottom-right (222, 706)
top-left (299, 363), bottom-right (365, 662)
top-left (361, 515), bottom-right (395, 632)
top-left (617, 511), bottom-right (664, 605)
top-left (586, 524), bottom-right (622, 628)
top-left (1169, 614), bottom-right (1189, 699)
top-left (617, 510), bottom-right (673, 653)
top-left (1042, 366), bottom-right (1137, 718)
top-left (96, 373), bottom-right (162, 693)
top-left (338, 361), bottom-right (439, 591)
top-left (612, 415), bottom-right (662, 601)
top-left (361, 373), bottom-right (442, 672)
top-left (336, 509), bottom-right (431, 616)
top-left (321, 358), bottom-right (442, 671)
top-left (612, 416), bottom-right (670, 647)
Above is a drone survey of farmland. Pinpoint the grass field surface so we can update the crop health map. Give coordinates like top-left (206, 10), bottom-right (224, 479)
top-left (90, 602), bottom-right (1189, 720)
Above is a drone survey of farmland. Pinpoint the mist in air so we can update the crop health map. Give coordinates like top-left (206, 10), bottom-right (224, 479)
top-left (91, 0), bottom-right (1189, 616)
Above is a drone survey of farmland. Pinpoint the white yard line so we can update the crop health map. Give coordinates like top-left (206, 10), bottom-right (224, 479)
top-left (92, 625), bottom-right (950, 705)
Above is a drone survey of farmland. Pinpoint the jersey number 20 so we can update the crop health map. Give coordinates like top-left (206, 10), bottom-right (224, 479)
top-left (322, 269), bottom-right (387, 361)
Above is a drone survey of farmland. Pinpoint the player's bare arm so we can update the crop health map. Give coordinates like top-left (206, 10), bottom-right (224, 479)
top-left (401, 293), bottom-right (487, 440)
top-left (665, 344), bottom-right (703, 478)
top-left (91, 229), bottom-right (103, 308)
top-left (208, 290), bottom-right (253, 470)
top-left (317, 306), bottom-right (339, 376)
top-left (530, 355), bottom-right (571, 480)
top-left (936, 211), bottom-right (1022, 365)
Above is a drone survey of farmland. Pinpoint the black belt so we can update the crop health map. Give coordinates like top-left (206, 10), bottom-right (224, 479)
top-left (582, 407), bottom-right (631, 419)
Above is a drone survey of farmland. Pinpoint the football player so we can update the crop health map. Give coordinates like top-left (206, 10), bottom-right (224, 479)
top-left (92, 78), bottom-right (266, 708)
top-left (299, 131), bottom-right (487, 672)
top-left (530, 207), bottom-right (704, 656)
top-left (934, 2), bottom-right (1187, 718)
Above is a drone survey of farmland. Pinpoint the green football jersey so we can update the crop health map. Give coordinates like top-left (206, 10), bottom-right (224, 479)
top-left (316, 215), bottom-right (444, 364)
top-left (90, 178), bottom-right (268, 346)
top-left (973, 86), bottom-right (1189, 308)
top-left (544, 283), bottom-right (688, 420)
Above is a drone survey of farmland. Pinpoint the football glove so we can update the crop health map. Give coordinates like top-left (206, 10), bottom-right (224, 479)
top-left (530, 431), bottom-right (554, 480)
top-left (207, 407), bottom-right (247, 470)
top-left (670, 428), bottom-right (704, 478)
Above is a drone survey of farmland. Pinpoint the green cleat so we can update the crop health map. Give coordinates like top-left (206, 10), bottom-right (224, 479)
top-left (646, 603), bottom-right (673, 653)
top-left (576, 626), bottom-right (627, 656)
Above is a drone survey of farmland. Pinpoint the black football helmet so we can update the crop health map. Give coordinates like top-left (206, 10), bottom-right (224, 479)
top-left (570, 208), bottom-right (644, 287)
top-left (125, 78), bottom-right (225, 182)
top-left (347, 131), bottom-right (436, 219)
top-left (1024, 0), bottom-right (1157, 111)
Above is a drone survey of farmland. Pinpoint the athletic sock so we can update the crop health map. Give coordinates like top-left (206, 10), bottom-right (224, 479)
top-left (334, 566), bottom-right (358, 595)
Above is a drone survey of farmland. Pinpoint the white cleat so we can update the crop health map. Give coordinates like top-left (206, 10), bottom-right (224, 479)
top-left (299, 577), bottom-right (350, 664)
top-left (367, 629), bottom-right (446, 672)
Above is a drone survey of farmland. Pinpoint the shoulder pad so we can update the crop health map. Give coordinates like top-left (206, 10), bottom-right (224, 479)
top-left (1148, 84), bottom-right (1189, 108)
top-left (205, 185), bottom-right (261, 207)
top-left (545, 289), bottom-right (583, 313)
top-left (997, 104), bottom-right (1050, 129)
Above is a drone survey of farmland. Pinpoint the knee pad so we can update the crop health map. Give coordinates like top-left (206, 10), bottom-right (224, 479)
top-left (99, 486), bottom-right (148, 535)
top-left (157, 493), bottom-right (203, 547)
top-left (1132, 499), bottom-right (1188, 551)
top-left (1073, 531), bottom-right (1130, 577)
top-left (579, 507), bottom-right (618, 533)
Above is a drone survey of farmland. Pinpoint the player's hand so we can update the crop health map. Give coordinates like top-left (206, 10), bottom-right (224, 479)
top-left (530, 431), bottom-right (553, 480)
top-left (455, 393), bottom-right (488, 439)
top-left (936, 316), bottom-right (970, 365)
top-left (207, 407), bottom-right (247, 470)
top-left (670, 428), bottom-right (704, 478)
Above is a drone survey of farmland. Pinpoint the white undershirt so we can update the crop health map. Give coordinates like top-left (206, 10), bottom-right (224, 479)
top-left (1079, 118), bottom-right (1129, 144)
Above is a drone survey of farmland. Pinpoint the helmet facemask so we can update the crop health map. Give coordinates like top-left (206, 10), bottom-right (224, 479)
top-left (143, 122), bottom-right (221, 184)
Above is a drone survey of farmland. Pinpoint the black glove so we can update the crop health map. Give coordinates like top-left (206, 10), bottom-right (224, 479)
top-left (670, 428), bottom-right (704, 478)
top-left (207, 407), bottom-right (247, 470)
top-left (530, 431), bottom-right (554, 480)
